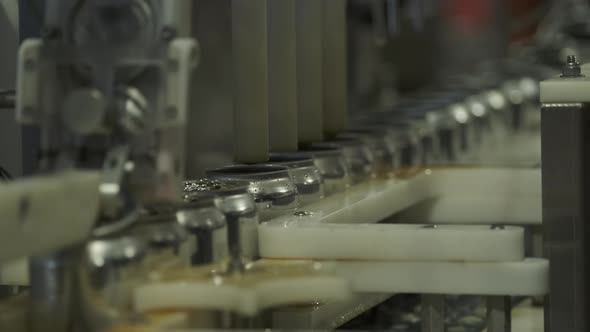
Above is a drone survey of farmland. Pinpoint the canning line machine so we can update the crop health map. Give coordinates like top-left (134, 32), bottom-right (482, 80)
top-left (0, 0), bottom-right (582, 331)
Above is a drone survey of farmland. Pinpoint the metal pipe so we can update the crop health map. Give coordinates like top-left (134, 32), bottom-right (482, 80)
top-left (421, 294), bottom-right (445, 332)
top-left (268, 0), bottom-right (298, 152)
top-left (167, 0), bottom-right (192, 38)
top-left (487, 296), bottom-right (511, 332)
top-left (296, 0), bottom-right (324, 144)
top-left (232, 0), bottom-right (270, 163)
top-left (29, 247), bottom-right (79, 332)
top-left (322, 0), bottom-right (349, 138)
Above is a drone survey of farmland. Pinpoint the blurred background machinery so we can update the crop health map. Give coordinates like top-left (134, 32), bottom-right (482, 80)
top-left (0, 0), bottom-right (583, 331)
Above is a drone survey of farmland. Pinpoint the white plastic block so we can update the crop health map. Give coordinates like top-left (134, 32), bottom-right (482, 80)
top-left (334, 258), bottom-right (548, 296)
top-left (260, 223), bottom-right (524, 262)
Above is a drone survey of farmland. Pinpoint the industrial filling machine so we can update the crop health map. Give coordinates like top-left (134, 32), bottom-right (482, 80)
top-left (0, 0), bottom-right (581, 331)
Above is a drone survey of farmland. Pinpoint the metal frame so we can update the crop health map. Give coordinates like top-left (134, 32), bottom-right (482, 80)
top-left (541, 102), bottom-right (588, 332)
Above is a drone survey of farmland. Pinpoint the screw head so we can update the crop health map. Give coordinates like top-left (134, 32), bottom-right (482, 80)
top-left (562, 55), bottom-right (583, 77)
top-left (293, 211), bottom-right (313, 217)
top-left (161, 26), bottom-right (177, 42)
top-left (24, 59), bottom-right (36, 71)
top-left (41, 26), bottom-right (61, 40)
top-left (421, 224), bottom-right (438, 229)
top-left (567, 55), bottom-right (577, 64)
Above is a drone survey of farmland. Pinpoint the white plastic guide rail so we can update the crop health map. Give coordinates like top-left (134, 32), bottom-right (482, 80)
top-left (398, 168), bottom-right (541, 225)
top-left (332, 258), bottom-right (548, 295)
top-left (261, 223), bottom-right (524, 261)
top-left (259, 168), bottom-right (541, 261)
top-left (258, 168), bottom-right (547, 330)
top-left (133, 260), bottom-right (352, 318)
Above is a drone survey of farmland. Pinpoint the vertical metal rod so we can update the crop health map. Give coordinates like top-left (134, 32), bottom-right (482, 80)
top-left (225, 214), bottom-right (243, 272)
top-left (296, 0), bottom-right (324, 145)
top-left (322, 0), bottom-right (348, 138)
top-left (487, 296), bottom-right (512, 332)
top-left (175, 0), bottom-right (193, 38)
top-left (29, 248), bottom-right (78, 332)
top-left (268, 0), bottom-right (298, 152)
top-left (371, 0), bottom-right (388, 45)
top-left (232, 0), bottom-right (270, 163)
top-left (421, 294), bottom-right (445, 332)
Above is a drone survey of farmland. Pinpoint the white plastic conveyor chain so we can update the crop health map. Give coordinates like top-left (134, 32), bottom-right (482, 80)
top-left (258, 168), bottom-right (546, 330)
top-left (259, 168), bottom-right (540, 260)
top-left (264, 258), bottom-right (548, 330)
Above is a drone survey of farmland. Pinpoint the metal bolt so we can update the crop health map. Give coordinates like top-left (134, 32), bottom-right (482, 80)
top-left (567, 55), bottom-right (577, 64)
top-left (293, 211), bottom-right (313, 217)
top-left (561, 55), bottom-right (583, 77)
top-left (161, 26), bottom-right (177, 42)
top-left (422, 224), bottom-right (438, 229)
top-left (24, 59), bottom-right (36, 71)
top-left (167, 58), bottom-right (179, 71)
top-left (165, 106), bottom-right (178, 120)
